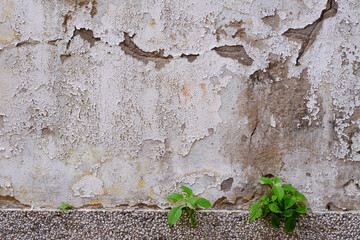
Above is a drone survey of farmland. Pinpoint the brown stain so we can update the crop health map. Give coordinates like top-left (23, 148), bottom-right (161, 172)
top-left (73, 28), bottom-right (100, 47)
top-left (60, 54), bottom-right (71, 63)
top-left (227, 20), bottom-right (246, 39)
top-left (181, 84), bottom-right (191, 104)
top-left (180, 53), bottom-right (199, 63)
top-left (262, 11), bottom-right (280, 29)
top-left (223, 56), bottom-right (322, 179)
top-left (213, 45), bottom-right (253, 66)
top-left (119, 33), bottom-right (173, 70)
top-left (0, 115), bottom-right (4, 128)
top-left (90, 0), bottom-right (98, 18)
top-left (0, 195), bottom-right (31, 209)
top-left (215, 27), bottom-right (227, 42)
top-left (216, 20), bottom-right (246, 41)
top-left (199, 83), bottom-right (207, 99)
top-left (41, 127), bottom-right (54, 138)
top-left (283, 0), bottom-right (338, 65)
top-left (62, 12), bottom-right (72, 32)
top-left (150, 19), bottom-right (157, 26)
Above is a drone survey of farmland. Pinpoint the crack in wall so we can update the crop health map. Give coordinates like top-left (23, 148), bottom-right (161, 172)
top-left (73, 28), bottom-right (100, 47)
top-left (283, 0), bottom-right (338, 65)
top-left (212, 45), bottom-right (253, 66)
top-left (180, 53), bottom-right (199, 63)
top-left (119, 33), bottom-right (173, 69)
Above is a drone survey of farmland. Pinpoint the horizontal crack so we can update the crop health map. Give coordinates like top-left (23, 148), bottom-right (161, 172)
top-left (119, 33), bottom-right (173, 70)
top-left (212, 45), bottom-right (253, 66)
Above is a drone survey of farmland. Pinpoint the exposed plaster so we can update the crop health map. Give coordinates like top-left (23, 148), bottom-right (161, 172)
top-left (0, 0), bottom-right (359, 212)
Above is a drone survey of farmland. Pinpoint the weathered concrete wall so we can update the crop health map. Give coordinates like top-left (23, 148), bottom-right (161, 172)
top-left (0, 0), bottom-right (359, 211)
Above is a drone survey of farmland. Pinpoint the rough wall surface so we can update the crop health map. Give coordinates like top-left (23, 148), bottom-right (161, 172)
top-left (0, 0), bottom-right (359, 212)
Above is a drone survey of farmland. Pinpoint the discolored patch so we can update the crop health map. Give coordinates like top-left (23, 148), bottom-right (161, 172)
top-left (213, 45), bottom-right (253, 66)
top-left (73, 28), bottom-right (100, 47)
top-left (262, 11), bottom-right (280, 29)
top-left (220, 178), bottom-right (233, 192)
top-left (0, 196), bottom-right (30, 209)
top-left (119, 33), bottom-right (173, 70)
top-left (180, 53), bottom-right (198, 63)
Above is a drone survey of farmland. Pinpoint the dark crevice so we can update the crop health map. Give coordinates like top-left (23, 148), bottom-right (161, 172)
top-left (343, 179), bottom-right (360, 189)
top-left (180, 53), bottom-right (199, 63)
top-left (221, 178), bottom-right (234, 192)
top-left (16, 39), bottom-right (40, 47)
top-left (248, 119), bottom-right (259, 152)
top-left (47, 39), bottom-right (63, 46)
top-left (73, 28), bottom-right (100, 47)
top-left (212, 45), bottom-right (253, 66)
top-left (283, 0), bottom-right (338, 65)
top-left (119, 33), bottom-right (173, 70)
top-left (66, 28), bottom-right (100, 50)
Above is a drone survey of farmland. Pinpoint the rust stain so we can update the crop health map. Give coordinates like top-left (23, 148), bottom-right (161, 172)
top-left (150, 19), bottom-right (157, 26)
top-left (138, 179), bottom-right (146, 188)
top-left (200, 83), bottom-right (207, 99)
top-left (148, 187), bottom-right (154, 198)
top-left (104, 185), bottom-right (124, 194)
top-left (181, 84), bottom-right (191, 104)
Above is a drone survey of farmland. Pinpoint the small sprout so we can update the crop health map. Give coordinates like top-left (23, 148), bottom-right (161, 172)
top-left (59, 202), bottom-right (72, 211)
top-left (167, 186), bottom-right (212, 228)
top-left (249, 176), bottom-right (307, 232)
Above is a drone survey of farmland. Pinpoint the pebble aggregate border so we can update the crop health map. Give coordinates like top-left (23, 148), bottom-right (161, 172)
top-left (0, 210), bottom-right (359, 239)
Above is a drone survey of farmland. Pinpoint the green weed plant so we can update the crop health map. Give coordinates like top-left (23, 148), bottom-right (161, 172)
top-left (167, 186), bottom-right (212, 228)
top-left (249, 176), bottom-right (307, 232)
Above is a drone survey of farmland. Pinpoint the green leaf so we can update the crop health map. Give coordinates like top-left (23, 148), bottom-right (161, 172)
top-left (272, 186), bottom-right (284, 201)
top-left (282, 184), bottom-right (296, 193)
top-left (294, 191), bottom-right (307, 201)
top-left (249, 204), bottom-right (262, 223)
top-left (262, 206), bottom-right (269, 217)
top-left (273, 176), bottom-right (282, 185)
top-left (185, 197), bottom-right (197, 207)
top-left (285, 217), bottom-right (297, 232)
top-left (259, 177), bottom-right (273, 185)
top-left (284, 195), bottom-right (297, 210)
top-left (181, 186), bottom-right (193, 197)
top-left (271, 213), bottom-right (280, 228)
top-left (261, 195), bottom-right (270, 205)
top-left (168, 206), bottom-right (183, 226)
top-left (196, 198), bottom-right (212, 209)
top-left (167, 193), bottom-right (184, 200)
top-left (190, 213), bottom-right (197, 228)
top-left (268, 203), bottom-right (282, 213)
top-left (295, 203), bottom-right (307, 214)
top-left (249, 201), bottom-right (261, 211)
top-left (281, 209), bottom-right (295, 217)
top-left (59, 202), bottom-right (71, 211)
top-left (271, 195), bottom-right (278, 202)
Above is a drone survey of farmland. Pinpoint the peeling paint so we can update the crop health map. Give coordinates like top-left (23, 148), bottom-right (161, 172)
top-left (0, 0), bottom-right (359, 211)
